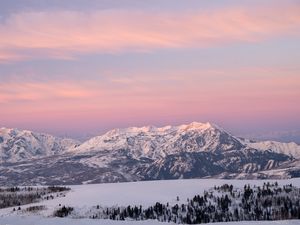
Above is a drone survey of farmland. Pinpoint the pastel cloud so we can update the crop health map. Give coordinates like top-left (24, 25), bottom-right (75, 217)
top-left (0, 3), bottom-right (300, 62)
top-left (0, 80), bottom-right (99, 104)
top-left (1, 66), bottom-right (299, 133)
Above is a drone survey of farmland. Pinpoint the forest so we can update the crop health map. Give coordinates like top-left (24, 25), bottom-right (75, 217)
top-left (60, 182), bottom-right (300, 224)
top-left (0, 186), bottom-right (70, 209)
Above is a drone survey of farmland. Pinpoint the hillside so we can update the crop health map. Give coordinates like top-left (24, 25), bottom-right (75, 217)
top-left (1, 178), bottom-right (300, 225)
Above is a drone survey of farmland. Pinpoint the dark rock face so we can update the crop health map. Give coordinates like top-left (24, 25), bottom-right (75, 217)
top-left (141, 150), bottom-right (291, 180)
top-left (0, 148), bottom-right (293, 186)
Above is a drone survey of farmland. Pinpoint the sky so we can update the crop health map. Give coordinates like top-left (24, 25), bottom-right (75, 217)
top-left (0, 0), bottom-right (300, 138)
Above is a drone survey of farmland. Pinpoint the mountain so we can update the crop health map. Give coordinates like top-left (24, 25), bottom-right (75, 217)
top-left (240, 130), bottom-right (300, 144)
top-left (0, 122), bottom-right (300, 185)
top-left (70, 122), bottom-right (244, 158)
top-left (0, 127), bottom-right (80, 163)
top-left (242, 139), bottom-right (300, 159)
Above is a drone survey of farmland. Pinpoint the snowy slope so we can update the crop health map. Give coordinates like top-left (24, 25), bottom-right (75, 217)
top-left (27, 178), bottom-right (300, 208)
top-left (2, 122), bottom-right (300, 163)
top-left (1, 122), bottom-right (300, 185)
top-left (244, 139), bottom-right (300, 159)
top-left (1, 178), bottom-right (300, 225)
top-left (0, 128), bottom-right (80, 163)
top-left (1, 178), bottom-right (300, 212)
top-left (2, 216), bottom-right (299, 225)
top-left (72, 122), bottom-right (300, 160)
top-left (0, 216), bottom-right (169, 225)
top-left (71, 122), bottom-right (245, 159)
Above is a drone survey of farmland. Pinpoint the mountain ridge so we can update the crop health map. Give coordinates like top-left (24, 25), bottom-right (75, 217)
top-left (70, 122), bottom-right (244, 158)
top-left (0, 127), bottom-right (80, 163)
top-left (1, 122), bottom-right (300, 185)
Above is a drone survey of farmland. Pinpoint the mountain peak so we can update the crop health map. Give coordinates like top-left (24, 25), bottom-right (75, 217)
top-left (72, 121), bottom-right (243, 157)
top-left (179, 122), bottom-right (214, 131)
top-left (2, 124), bottom-right (300, 185)
top-left (103, 122), bottom-right (219, 136)
top-left (0, 127), bottom-right (80, 163)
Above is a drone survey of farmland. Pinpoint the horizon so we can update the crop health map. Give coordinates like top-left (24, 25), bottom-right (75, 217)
top-left (1, 121), bottom-right (300, 144)
top-left (0, 0), bottom-right (299, 139)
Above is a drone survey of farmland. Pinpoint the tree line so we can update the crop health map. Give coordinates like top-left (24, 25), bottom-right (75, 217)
top-left (0, 186), bottom-right (70, 209)
top-left (72, 182), bottom-right (300, 224)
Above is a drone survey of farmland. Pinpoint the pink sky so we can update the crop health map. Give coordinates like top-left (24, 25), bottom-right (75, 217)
top-left (0, 0), bottom-right (299, 137)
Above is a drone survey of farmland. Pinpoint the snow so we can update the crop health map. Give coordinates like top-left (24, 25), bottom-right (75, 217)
top-left (0, 128), bottom-right (80, 163)
top-left (69, 122), bottom-right (300, 161)
top-left (69, 121), bottom-right (242, 159)
top-left (1, 178), bottom-right (300, 224)
top-left (2, 122), bottom-right (300, 166)
top-left (245, 139), bottom-right (300, 158)
top-left (0, 215), bottom-right (168, 225)
top-left (178, 122), bottom-right (213, 131)
top-left (36, 178), bottom-right (300, 208)
top-left (1, 216), bottom-right (300, 225)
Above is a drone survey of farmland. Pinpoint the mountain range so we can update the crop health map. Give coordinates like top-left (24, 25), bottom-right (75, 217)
top-left (1, 122), bottom-right (300, 185)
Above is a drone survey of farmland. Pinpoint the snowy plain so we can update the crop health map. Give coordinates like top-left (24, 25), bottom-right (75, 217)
top-left (1, 178), bottom-right (300, 224)
top-left (1, 216), bottom-right (300, 225)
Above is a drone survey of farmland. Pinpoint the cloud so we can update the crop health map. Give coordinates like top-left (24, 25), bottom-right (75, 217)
top-left (0, 80), bottom-right (97, 104)
top-left (0, 65), bottom-right (299, 133)
top-left (0, 3), bottom-right (300, 62)
top-left (1, 66), bottom-right (299, 108)
top-left (0, 50), bottom-right (28, 63)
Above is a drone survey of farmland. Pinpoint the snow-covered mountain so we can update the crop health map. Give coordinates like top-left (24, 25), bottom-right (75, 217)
top-left (71, 122), bottom-right (244, 158)
top-left (242, 139), bottom-right (300, 159)
top-left (0, 127), bottom-right (80, 163)
top-left (1, 122), bottom-right (300, 185)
